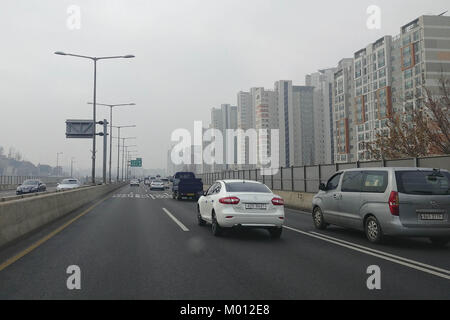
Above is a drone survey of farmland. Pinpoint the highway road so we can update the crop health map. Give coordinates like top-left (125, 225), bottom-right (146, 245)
top-left (0, 184), bottom-right (449, 299)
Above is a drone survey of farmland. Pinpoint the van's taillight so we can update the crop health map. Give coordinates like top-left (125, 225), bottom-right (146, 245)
top-left (272, 198), bottom-right (284, 206)
top-left (389, 191), bottom-right (399, 216)
top-left (219, 197), bottom-right (240, 205)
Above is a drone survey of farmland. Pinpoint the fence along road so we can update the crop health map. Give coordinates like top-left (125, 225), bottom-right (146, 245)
top-left (197, 155), bottom-right (450, 193)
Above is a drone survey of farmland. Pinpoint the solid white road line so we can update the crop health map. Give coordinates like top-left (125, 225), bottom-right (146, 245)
top-left (310, 231), bottom-right (450, 275)
top-left (283, 226), bottom-right (450, 280)
top-left (162, 208), bottom-right (189, 232)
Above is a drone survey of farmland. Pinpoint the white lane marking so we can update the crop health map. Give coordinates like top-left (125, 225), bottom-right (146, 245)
top-left (310, 231), bottom-right (450, 275)
top-left (283, 226), bottom-right (450, 280)
top-left (162, 208), bottom-right (189, 232)
top-left (149, 194), bottom-right (155, 199)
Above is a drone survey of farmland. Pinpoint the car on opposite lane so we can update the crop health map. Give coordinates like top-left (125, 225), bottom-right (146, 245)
top-left (16, 179), bottom-right (47, 195)
top-left (197, 180), bottom-right (285, 238)
top-left (312, 167), bottom-right (450, 246)
top-left (56, 178), bottom-right (81, 192)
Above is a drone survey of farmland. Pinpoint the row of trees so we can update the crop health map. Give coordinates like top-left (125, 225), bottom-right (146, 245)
top-left (366, 77), bottom-right (450, 159)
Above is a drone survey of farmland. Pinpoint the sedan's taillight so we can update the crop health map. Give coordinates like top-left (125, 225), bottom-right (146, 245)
top-left (272, 198), bottom-right (284, 206)
top-left (219, 197), bottom-right (240, 205)
top-left (389, 191), bottom-right (399, 216)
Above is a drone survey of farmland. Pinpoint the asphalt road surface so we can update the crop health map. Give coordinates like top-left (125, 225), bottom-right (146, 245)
top-left (0, 184), bottom-right (449, 299)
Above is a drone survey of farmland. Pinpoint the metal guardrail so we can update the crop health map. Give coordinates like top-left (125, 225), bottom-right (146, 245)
top-left (196, 155), bottom-right (450, 194)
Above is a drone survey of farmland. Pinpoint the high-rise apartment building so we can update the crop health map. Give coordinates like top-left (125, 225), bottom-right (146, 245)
top-left (306, 68), bottom-right (336, 165)
top-left (254, 87), bottom-right (278, 167)
top-left (209, 104), bottom-right (238, 171)
top-left (333, 58), bottom-right (355, 163)
top-left (237, 90), bottom-right (255, 168)
top-left (333, 14), bottom-right (450, 163)
top-left (275, 80), bottom-right (316, 167)
top-left (275, 80), bottom-right (294, 167)
top-left (292, 86), bottom-right (315, 166)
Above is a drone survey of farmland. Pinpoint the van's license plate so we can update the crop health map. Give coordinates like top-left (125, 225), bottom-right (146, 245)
top-left (245, 204), bottom-right (267, 210)
top-left (420, 213), bottom-right (444, 221)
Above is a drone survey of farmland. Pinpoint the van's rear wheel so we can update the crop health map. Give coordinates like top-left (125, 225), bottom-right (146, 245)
top-left (429, 237), bottom-right (449, 247)
top-left (312, 207), bottom-right (327, 230)
top-left (365, 216), bottom-right (383, 244)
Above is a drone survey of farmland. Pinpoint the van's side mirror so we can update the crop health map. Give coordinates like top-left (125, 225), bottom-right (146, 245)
top-left (319, 183), bottom-right (327, 191)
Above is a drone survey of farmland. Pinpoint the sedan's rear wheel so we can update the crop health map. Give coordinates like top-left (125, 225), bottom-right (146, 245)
top-left (197, 206), bottom-right (206, 226)
top-left (312, 207), bottom-right (327, 230)
top-left (365, 216), bottom-right (383, 244)
top-left (211, 213), bottom-right (223, 236)
top-left (269, 227), bottom-right (282, 239)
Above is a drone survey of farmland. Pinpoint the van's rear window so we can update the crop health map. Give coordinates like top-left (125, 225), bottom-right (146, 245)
top-left (225, 182), bottom-right (271, 193)
top-left (395, 171), bottom-right (450, 195)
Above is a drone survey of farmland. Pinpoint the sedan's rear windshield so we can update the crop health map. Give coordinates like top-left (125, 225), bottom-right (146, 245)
top-left (23, 180), bottom-right (39, 185)
top-left (62, 179), bottom-right (78, 184)
top-left (225, 182), bottom-right (271, 193)
top-left (396, 170), bottom-right (450, 195)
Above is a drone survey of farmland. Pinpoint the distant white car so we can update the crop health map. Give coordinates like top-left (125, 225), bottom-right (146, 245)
top-left (56, 179), bottom-right (81, 192)
top-left (161, 178), bottom-right (170, 189)
top-left (150, 180), bottom-right (165, 191)
top-left (130, 179), bottom-right (140, 187)
top-left (197, 180), bottom-right (285, 238)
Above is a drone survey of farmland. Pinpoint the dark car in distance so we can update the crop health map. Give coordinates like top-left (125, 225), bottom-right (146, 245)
top-left (172, 172), bottom-right (203, 200)
top-left (16, 179), bottom-right (47, 195)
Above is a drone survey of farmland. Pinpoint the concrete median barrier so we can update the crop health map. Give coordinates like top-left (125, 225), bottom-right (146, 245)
top-left (0, 183), bottom-right (126, 248)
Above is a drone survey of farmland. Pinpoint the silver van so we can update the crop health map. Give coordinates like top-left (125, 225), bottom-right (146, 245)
top-left (312, 168), bottom-right (450, 246)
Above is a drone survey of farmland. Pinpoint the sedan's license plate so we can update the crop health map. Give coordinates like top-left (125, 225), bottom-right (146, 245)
top-left (245, 203), bottom-right (267, 210)
top-left (420, 213), bottom-right (444, 221)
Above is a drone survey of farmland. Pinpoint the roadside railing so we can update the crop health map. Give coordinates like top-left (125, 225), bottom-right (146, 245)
top-left (196, 155), bottom-right (450, 194)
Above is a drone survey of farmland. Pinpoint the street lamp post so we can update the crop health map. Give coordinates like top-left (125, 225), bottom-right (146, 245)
top-left (112, 126), bottom-right (136, 182)
top-left (56, 152), bottom-right (63, 176)
top-left (54, 51), bottom-right (135, 185)
top-left (120, 139), bottom-right (136, 181)
top-left (124, 147), bottom-right (138, 181)
top-left (127, 151), bottom-right (139, 179)
top-left (88, 103), bottom-right (135, 183)
top-left (70, 157), bottom-right (75, 177)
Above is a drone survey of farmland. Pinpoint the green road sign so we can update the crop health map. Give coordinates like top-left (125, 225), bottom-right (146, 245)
top-left (130, 158), bottom-right (142, 167)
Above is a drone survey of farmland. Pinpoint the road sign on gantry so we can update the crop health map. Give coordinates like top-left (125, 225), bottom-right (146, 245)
top-left (130, 158), bottom-right (142, 167)
top-left (66, 120), bottom-right (95, 139)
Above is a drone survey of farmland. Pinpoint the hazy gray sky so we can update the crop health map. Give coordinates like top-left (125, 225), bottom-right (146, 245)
top-left (0, 0), bottom-right (448, 171)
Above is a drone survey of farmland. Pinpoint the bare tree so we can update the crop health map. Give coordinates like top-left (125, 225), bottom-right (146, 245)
top-left (367, 77), bottom-right (450, 159)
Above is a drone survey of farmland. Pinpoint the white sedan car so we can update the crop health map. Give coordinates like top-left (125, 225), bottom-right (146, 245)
top-left (150, 180), bottom-right (165, 190)
top-left (56, 179), bottom-right (81, 192)
top-left (130, 179), bottom-right (140, 187)
top-left (197, 180), bottom-right (285, 238)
